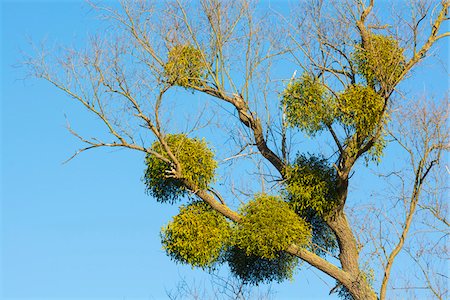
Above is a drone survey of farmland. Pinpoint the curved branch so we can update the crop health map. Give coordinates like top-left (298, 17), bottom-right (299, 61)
top-left (195, 86), bottom-right (285, 173)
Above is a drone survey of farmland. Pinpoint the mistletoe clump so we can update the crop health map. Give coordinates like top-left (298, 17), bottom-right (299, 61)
top-left (144, 134), bottom-right (217, 203)
top-left (302, 209), bottom-right (338, 256)
top-left (353, 34), bottom-right (405, 89)
top-left (225, 246), bottom-right (299, 285)
top-left (284, 155), bottom-right (339, 255)
top-left (336, 84), bottom-right (385, 137)
top-left (284, 154), bottom-right (339, 217)
top-left (233, 194), bottom-right (311, 259)
top-left (164, 44), bottom-right (207, 87)
top-left (281, 73), bottom-right (334, 135)
top-left (161, 201), bottom-right (231, 269)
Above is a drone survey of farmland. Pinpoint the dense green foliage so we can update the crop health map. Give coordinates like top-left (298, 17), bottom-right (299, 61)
top-left (161, 201), bottom-right (231, 269)
top-left (302, 209), bottom-right (338, 256)
top-left (284, 155), bottom-right (339, 255)
top-left (164, 44), bottom-right (207, 87)
top-left (281, 70), bottom-right (388, 163)
top-left (233, 194), bottom-right (311, 259)
top-left (353, 34), bottom-right (405, 89)
top-left (336, 84), bottom-right (385, 137)
top-left (281, 37), bottom-right (400, 160)
top-left (281, 73), bottom-right (334, 135)
top-left (226, 246), bottom-right (299, 285)
top-left (144, 134), bottom-right (217, 203)
top-left (284, 155), bottom-right (339, 217)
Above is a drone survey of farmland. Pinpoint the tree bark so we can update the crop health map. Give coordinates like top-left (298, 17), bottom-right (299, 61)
top-left (328, 212), bottom-right (360, 276)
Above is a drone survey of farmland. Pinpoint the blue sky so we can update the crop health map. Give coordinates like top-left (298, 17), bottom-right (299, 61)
top-left (1, 1), bottom-right (448, 300)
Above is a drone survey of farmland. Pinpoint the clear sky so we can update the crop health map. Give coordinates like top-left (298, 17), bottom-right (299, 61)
top-left (1, 1), bottom-right (448, 300)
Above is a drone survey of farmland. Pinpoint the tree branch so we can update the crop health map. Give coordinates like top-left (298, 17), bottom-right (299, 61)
top-left (194, 86), bottom-right (285, 173)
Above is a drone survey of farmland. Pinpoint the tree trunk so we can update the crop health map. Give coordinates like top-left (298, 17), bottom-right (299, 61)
top-left (328, 212), bottom-right (379, 299)
top-left (349, 283), bottom-right (378, 300)
top-left (328, 212), bottom-right (360, 276)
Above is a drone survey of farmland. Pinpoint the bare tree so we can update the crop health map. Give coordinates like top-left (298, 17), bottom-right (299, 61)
top-left (379, 98), bottom-right (449, 300)
top-left (25, 0), bottom-right (449, 299)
